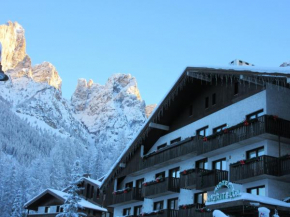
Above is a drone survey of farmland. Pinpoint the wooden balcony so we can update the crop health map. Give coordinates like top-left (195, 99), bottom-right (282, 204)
top-left (230, 155), bottom-right (280, 183)
top-left (142, 209), bottom-right (178, 217)
top-left (280, 155), bottom-right (290, 176)
top-left (196, 169), bottom-right (228, 190)
top-left (142, 177), bottom-right (180, 198)
top-left (178, 205), bottom-right (212, 217)
top-left (197, 115), bottom-right (290, 155)
top-left (141, 137), bottom-right (197, 171)
top-left (112, 187), bottom-right (143, 205)
top-left (180, 169), bottom-right (197, 189)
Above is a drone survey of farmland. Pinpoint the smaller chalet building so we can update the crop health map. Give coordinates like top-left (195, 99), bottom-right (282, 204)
top-left (24, 177), bottom-right (108, 217)
top-left (98, 66), bottom-right (290, 217)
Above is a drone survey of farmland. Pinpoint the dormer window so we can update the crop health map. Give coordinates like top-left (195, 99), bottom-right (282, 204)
top-left (157, 143), bottom-right (167, 150)
top-left (170, 137), bottom-right (181, 145)
top-left (197, 126), bottom-right (208, 137)
top-left (246, 109), bottom-right (263, 120)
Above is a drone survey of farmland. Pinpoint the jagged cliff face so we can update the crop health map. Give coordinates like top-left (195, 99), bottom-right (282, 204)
top-left (71, 75), bottom-right (147, 172)
top-left (0, 21), bottom-right (152, 174)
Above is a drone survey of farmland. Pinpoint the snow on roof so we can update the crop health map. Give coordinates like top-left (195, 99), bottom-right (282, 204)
top-left (83, 177), bottom-right (102, 186)
top-left (188, 65), bottom-right (290, 75)
top-left (206, 192), bottom-right (290, 208)
top-left (24, 188), bottom-right (107, 212)
top-left (101, 65), bottom-right (290, 187)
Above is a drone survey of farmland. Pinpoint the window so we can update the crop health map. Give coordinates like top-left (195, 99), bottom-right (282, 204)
top-left (212, 93), bottom-right (216, 105)
top-left (168, 198), bottom-right (178, 210)
top-left (170, 137), bottom-right (181, 145)
top-left (125, 182), bottom-right (133, 188)
top-left (154, 201), bottom-right (164, 210)
top-left (123, 208), bottom-right (131, 216)
top-left (91, 186), bottom-right (94, 199)
top-left (196, 159), bottom-right (208, 170)
top-left (205, 97), bottom-right (209, 109)
top-left (194, 192), bottom-right (207, 206)
top-left (189, 104), bottom-right (193, 116)
top-left (247, 186), bottom-right (265, 196)
top-left (56, 206), bottom-right (60, 212)
top-left (234, 82), bottom-right (239, 95)
top-left (197, 126), bottom-right (209, 137)
top-left (44, 207), bottom-right (50, 213)
top-left (213, 124), bottom-right (227, 134)
top-left (136, 179), bottom-right (144, 189)
top-left (169, 167), bottom-right (180, 178)
top-left (86, 184), bottom-right (91, 198)
top-left (213, 158), bottom-right (226, 170)
top-left (246, 109), bottom-right (264, 120)
top-left (134, 206), bottom-right (142, 216)
top-left (155, 171), bottom-right (165, 179)
top-left (157, 143), bottom-right (167, 150)
top-left (247, 147), bottom-right (264, 159)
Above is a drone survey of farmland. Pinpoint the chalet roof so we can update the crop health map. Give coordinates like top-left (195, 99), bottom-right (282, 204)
top-left (100, 66), bottom-right (290, 188)
top-left (24, 188), bottom-right (107, 212)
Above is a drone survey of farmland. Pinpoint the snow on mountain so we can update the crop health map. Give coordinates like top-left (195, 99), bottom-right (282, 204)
top-left (71, 74), bottom-right (147, 172)
top-left (0, 21), bottom-right (153, 213)
top-left (280, 61), bottom-right (290, 67)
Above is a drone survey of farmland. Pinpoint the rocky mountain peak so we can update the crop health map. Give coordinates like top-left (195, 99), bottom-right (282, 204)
top-left (280, 61), bottom-right (290, 67)
top-left (32, 62), bottom-right (62, 90)
top-left (0, 21), bottom-right (62, 90)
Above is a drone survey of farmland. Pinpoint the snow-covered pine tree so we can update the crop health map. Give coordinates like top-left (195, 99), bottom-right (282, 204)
top-left (11, 189), bottom-right (23, 217)
top-left (56, 160), bottom-right (86, 217)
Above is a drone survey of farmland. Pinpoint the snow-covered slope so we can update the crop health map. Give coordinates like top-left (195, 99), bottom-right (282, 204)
top-left (0, 21), bottom-right (152, 216)
top-left (71, 74), bottom-right (147, 173)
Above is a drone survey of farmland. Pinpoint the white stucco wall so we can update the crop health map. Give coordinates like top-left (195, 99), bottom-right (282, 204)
top-left (266, 85), bottom-right (290, 120)
top-left (149, 91), bottom-right (267, 154)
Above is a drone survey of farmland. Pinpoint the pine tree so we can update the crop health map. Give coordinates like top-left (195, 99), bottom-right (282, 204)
top-left (56, 160), bottom-right (86, 217)
top-left (11, 189), bottom-right (23, 217)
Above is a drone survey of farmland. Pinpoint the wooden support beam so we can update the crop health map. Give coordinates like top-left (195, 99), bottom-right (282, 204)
top-left (149, 122), bottom-right (169, 131)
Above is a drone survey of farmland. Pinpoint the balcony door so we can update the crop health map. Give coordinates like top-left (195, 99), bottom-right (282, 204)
top-left (154, 201), bottom-right (164, 211)
top-left (168, 198), bottom-right (178, 210)
top-left (169, 167), bottom-right (180, 178)
top-left (136, 178), bottom-right (144, 189)
top-left (196, 158), bottom-right (208, 171)
top-left (213, 158), bottom-right (226, 170)
top-left (194, 192), bottom-right (207, 208)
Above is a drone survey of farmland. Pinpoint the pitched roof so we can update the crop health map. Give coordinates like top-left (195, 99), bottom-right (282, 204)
top-left (100, 66), bottom-right (290, 188)
top-left (24, 188), bottom-right (107, 212)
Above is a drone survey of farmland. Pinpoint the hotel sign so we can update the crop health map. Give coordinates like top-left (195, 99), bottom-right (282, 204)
top-left (207, 180), bottom-right (241, 202)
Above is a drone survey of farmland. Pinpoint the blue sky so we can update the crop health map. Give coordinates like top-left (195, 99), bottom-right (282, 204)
top-left (1, 1), bottom-right (290, 105)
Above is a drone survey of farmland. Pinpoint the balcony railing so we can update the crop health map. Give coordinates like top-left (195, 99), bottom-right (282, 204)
top-left (196, 169), bottom-right (228, 190)
top-left (141, 137), bottom-right (197, 170)
top-left (280, 155), bottom-right (290, 176)
top-left (142, 177), bottom-right (180, 198)
top-left (142, 209), bottom-right (178, 217)
top-left (230, 155), bottom-right (280, 182)
top-left (178, 205), bottom-right (212, 217)
top-left (197, 115), bottom-right (290, 155)
top-left (138, 115), bottom-right (290, 175)
top-left (112, 187), bottom-right (143, 205)
top-left (180, 169), bottom-right (197, 189)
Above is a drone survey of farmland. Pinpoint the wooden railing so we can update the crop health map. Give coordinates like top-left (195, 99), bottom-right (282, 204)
top-left (197, 115), bottom-right (290, 155)
top-left (142, 209), bottom-right (178, 217)
top-left (142, 177), bottom-right (180, 198)
top-left (178, 205), bottom-right (212, 217)
top-left (141, 138), bottom-right (196, 170)
top-left (230, 155), bottom-right (280, 182)
top-left (112, 187), bottom-right (143, 205)
top-left (196, 169), bottom-right (228, 190)
top-left (180, 169), bottom-right (197, 189)
top-left (279, 155), bottom-right (290, 176)
top-left (140, 115), bottom-right (290, 174)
